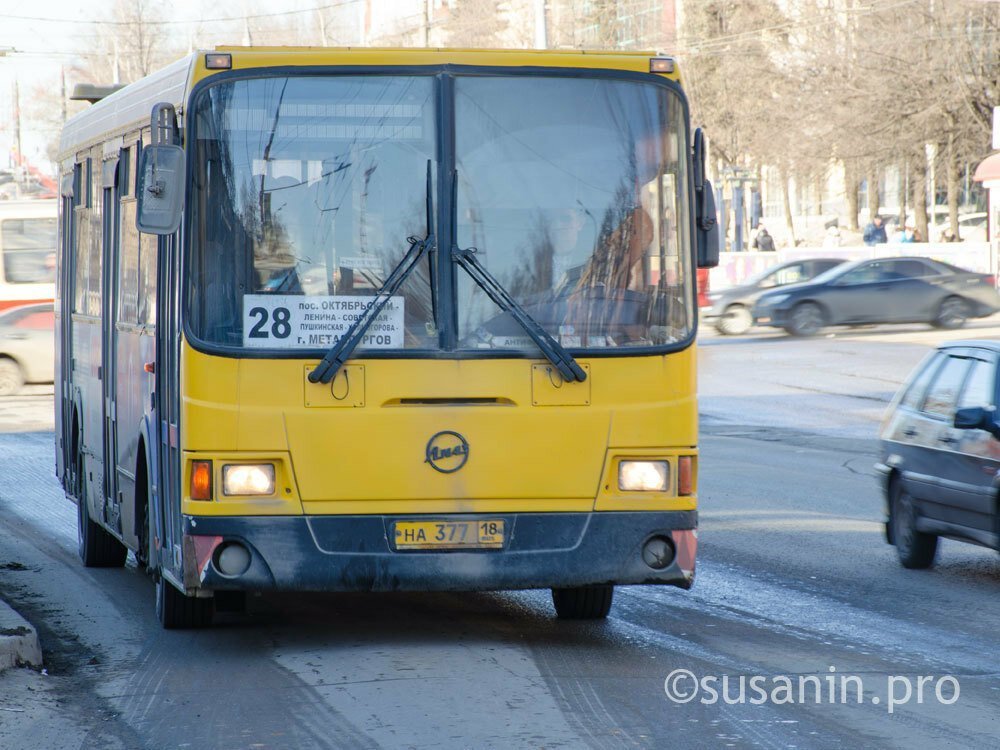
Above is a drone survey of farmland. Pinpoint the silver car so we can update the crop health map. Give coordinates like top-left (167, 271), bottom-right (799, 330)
top-left (0, 303), bottom-right (54, 395)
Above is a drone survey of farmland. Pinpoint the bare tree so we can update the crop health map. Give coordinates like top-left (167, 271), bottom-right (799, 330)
top-left (681, 0), bottom-right (999, 242)
top-left (88, 0), bottom-right (172, 84)
top-left (444, 0), bottom-right (510, 48)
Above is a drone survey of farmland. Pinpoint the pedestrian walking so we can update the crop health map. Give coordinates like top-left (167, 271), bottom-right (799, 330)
top-left (752, 224), bottom-right (776, 252)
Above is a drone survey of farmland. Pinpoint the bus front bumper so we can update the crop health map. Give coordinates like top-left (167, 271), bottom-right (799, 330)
top-left (181, 511), bottom-right (697, 593)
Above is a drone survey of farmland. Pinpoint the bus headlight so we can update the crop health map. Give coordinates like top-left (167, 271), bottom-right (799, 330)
top-left (619, 461), bottom-right (669, 492)
top-left (222, 464), bottom-right (276, 496)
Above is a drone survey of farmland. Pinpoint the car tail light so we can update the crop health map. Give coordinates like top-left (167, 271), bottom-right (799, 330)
top-left (985, 274), bottom-right (996, 287)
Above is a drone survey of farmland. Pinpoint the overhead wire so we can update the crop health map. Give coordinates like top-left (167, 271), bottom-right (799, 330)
top-left (0, 1), bottom-right (361, 26)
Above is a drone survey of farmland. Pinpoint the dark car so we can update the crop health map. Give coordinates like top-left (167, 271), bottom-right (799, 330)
top-left (876, 341), bottom-right (999, 568)
top-left (703, 258), bottom-right (846, 335)
top-left (0, 303), bottom-right (54, 395)
top-left (753, 256), bottom-right (1000, 336)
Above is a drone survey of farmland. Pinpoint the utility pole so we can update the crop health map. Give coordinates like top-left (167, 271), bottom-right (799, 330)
top-left (112, 38), bottom-right (121, 85)
top-left (421, 0), bottom-right (430, 47)
top-left (13, 77), bottom-right (21, 168)
top-left (0, 48), bottom-right (14, 171)
top-left (318, 10), bottom-right (329, 47)
top-left (60, 66), bottom-right (67, 124)
top-left (534, 0), bottom-right (548, 49)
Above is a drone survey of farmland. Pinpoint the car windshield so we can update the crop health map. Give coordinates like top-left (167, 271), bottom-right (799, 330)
top-left (746, 263), bottom-right (812, 288)
top-left (186, 73), bottom-right (693, 355)
top-left (809, 260), bottom-right (862, 285)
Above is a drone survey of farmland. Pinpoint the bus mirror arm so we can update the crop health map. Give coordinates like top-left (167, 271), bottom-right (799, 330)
top-left (146, 177), bottom-right (165, 198)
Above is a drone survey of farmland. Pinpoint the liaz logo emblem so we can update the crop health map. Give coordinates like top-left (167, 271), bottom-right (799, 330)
top-left (425, 431), bottom-right (470, 473)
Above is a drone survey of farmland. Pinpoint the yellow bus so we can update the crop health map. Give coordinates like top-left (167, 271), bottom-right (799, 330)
top-left (56, 47), bottom-right (719, 628)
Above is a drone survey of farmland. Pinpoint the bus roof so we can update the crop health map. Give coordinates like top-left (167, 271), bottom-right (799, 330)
top-left (58, 55), bottom-right (195, 162)
top-left (213, 45), bottom-right (662, 57)
top-left (58, 47), bottom-right (680, 162)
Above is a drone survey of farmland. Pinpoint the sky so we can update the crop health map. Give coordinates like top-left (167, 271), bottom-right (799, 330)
top-left (0, 0), bottom-right (329, 169)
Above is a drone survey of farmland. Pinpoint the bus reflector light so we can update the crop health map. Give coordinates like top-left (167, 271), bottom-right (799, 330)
top-left (678, 456), bottom-right (693, 496)
top-left (216, 542), bottom-right (251, 577)
top-left (191, 461), bottom-right (213, 500)
top-left (222, 464), bottom-right (275, 496)
top-left (205, 53), bottom-right (232, 70)
top-left (619, 460), bottom-right (669, 492)
top-left (642, 536), bottom-right (675, 569)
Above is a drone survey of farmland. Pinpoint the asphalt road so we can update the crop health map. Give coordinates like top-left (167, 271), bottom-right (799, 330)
top-left (1, 321), bottom-right (998, 749)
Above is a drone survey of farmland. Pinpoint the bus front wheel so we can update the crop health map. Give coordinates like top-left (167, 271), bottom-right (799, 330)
top-left (552, 585), bottom-right (614, 619)
top-left (155, 575), bottom-right (215, 630)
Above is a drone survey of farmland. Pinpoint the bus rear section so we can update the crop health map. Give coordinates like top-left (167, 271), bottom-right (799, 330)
top-left (59, 48), bottom-right (718, 628)
top-left (0, 199), bottom-right (56, 312)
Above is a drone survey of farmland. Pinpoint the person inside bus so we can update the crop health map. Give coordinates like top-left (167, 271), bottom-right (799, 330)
top-left (567, 205), bottom-right (654, 293)
top-left (549, 207), bottom-right (590, 290)
top-left (562, 204), bottom-right (656, 343)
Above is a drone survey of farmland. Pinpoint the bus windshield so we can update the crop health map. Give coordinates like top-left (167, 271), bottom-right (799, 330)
top-left (187, 72), bottom-right (692, 354)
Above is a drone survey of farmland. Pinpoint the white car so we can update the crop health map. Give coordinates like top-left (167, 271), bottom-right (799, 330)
top-left (929, 211), bottom-right (987, 242)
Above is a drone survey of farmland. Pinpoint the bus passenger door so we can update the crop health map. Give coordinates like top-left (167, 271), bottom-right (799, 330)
top-left (155, 231), bottom-right (181, 578)
top-left (56, 171), bottom-right (77, 488)
top-left (100, 159), bottom-right (121, 531)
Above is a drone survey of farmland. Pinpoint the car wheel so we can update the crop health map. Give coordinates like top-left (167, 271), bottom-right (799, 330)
top-left (0, 358), bottom-right (24, 396)
top-left (932, 296), bottom-right (969, 330)
top-left (785, 302), bottom-right (825, 336)
top-left (890, 481), bottom-right (937, 569)
top-left (552, 585), bottom-right (614, 619)
top-left (716, 305), bottom-right (753, 335)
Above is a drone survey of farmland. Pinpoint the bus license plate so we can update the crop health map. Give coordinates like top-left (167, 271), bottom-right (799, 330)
top-left (394, 520), bottom-right (505, 550)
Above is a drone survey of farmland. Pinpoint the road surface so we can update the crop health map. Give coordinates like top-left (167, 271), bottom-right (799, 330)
top-left (1, 321), bottom-right (998, 748)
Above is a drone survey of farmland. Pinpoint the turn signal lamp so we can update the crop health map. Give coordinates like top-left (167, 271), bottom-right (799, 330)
top-left (678, 456), bottom-right (693, 496)
top-left (191, 460), bottom-right (213, 500)
top-left (222, 464), bottom-right (276, 496)
top-left (619, 460), bottom-right (669, 492)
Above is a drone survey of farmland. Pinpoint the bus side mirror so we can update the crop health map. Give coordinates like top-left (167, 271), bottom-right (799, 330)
top-left (136, 144), bottom-right (184, 235)
top-left (692, 127), bottom-right (719, 268)
top-left (696, 179), bottom-right (719, 268)
top-left (954, 406), bottom-right (1000, 438)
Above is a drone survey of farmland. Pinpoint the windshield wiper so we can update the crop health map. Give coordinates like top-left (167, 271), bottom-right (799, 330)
top-left (453, 246), bottom-right (587, 383)
top-left (308, 162), bottom-right (435, 385)
top-left (450, 172), bottom-right (586, 384)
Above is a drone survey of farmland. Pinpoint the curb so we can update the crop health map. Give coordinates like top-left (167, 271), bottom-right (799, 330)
top-left (0, 598), bottom-right (42, 672)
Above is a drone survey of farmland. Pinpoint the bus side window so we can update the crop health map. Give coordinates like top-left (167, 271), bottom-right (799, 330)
top-left (138, 233), bottom-right (156, 326)
top-left (119, 146), bottom-right (131, 198)
top-left (88, 147), bottom-right (103, 317)
top-left (72, 162), bottom-right (88, 314)
top-left (118, 199), bottom-right (140, 325)
top-left (135, 133), bottom-right (157, 327)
